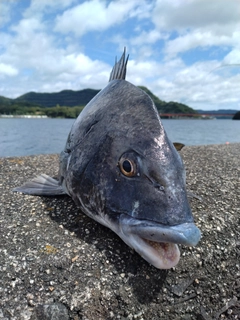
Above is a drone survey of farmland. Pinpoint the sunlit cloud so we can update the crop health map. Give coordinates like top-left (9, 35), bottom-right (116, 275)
top-left (0, 0), bottom-right (239, 110)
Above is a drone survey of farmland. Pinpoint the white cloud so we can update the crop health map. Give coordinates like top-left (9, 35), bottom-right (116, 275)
top-left (130, 29), bottom-right (165, 46)
top-left (164, 31), bottom-right (235, 57)
top-left (11, 17), bottom-right (45, 34)
top-left (54, 0), bottom-right (145, 36)
top-left (0, 9), bottom-right (111, 97)
top-left (3, 17), bottom-right (53, 67)
top-left (23, 0), bottom-right (77, 18)
top-left (0, 0), bottom-right (239, 111)
top-left (223, 48), bottom-right (240, 64)
top-left (111, 29), bottom-right (168, 62)
top-left (152, 0), bottom-right (240, 59)
top-left (152, 0), bottom-right (240, 31)
top-left (127, 57), bottom-right (183, 83)
top-left (0, 63), bottom-right (18, 77)
top-left (0, 1), bottom-right (14, 27)
top-left (127, 60), bottom-right (160, 83)
top-left (147, 58), bottom-right (240, 110)
top-left (0, 32), bottom-right (12, 51)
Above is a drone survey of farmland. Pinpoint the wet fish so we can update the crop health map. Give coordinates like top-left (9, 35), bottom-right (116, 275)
top-left (13, 49), bottom-right (201, 269)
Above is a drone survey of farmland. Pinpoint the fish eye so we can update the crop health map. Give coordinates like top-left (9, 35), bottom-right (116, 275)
top-left (119, 158), bottom-right (136, 177)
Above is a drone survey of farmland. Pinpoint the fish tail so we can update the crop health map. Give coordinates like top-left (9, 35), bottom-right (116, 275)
top-left (109, 47), bottom-right (129, 82)
top-left (12, 174), bottom-right (67, 196)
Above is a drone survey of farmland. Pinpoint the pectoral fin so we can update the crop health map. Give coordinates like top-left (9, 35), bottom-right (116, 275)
top-left (13, 174), bottom-right (67, 196)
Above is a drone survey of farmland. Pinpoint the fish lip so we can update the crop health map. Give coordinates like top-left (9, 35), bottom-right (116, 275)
top-left (119, 215), bottom-right (201, 247)
top-left (119, 232), bottom-right (181, 269)
top-left (116, 215), bottom-right (201, 269)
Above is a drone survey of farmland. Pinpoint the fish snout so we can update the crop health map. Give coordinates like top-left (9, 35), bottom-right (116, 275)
top-left (118, 216), bottom-right (201, 269)
top-left (121, 218), bottom-right (201, 247)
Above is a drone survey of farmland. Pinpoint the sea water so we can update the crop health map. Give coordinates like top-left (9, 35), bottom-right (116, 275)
top-left (0, 118), bottom-right (239, 157)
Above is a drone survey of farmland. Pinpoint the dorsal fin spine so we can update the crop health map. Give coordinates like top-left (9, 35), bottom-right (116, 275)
top-left (109, 47), bottom-right (129, 82)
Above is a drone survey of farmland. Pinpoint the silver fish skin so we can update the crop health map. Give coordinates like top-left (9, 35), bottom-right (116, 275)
top-left (13, 49), bottom-right (201, 269)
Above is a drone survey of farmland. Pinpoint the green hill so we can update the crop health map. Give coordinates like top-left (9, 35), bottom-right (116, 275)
top-left (0, 95), bottom-right (12, 104)
top-left (16, 88), bottom-right (100, 107)
top-left (0, 89), bottom-right (100, 117)
top-left (138, 86), bottom-right (165, 110)
top-left (0, 86), bottom-right (197, 117)
top-left (0, 95), bottom-right (42, 115)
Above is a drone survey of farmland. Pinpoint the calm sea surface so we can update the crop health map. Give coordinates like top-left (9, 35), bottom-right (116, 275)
top-left (0, 118), bottom-right (239, 157)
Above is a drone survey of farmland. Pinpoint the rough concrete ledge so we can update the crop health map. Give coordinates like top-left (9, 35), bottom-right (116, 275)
top-left (0, 144), bottom-right (239, 320)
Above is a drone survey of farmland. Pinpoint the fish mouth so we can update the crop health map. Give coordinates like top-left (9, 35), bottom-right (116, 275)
top-left (118, 215), bottom-right (201, 269)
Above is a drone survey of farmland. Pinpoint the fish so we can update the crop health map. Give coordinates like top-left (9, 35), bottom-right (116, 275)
top-left (13, 49), bottom-right (201, 269)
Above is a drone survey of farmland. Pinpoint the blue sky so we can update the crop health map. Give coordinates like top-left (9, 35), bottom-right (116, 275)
top-left (0, 0), bottom-right (240, 110)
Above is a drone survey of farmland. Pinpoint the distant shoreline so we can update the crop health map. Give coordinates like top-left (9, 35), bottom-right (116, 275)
top-left (0, 114), bottom-right (233, 120)
top-left (0, 114), bottom-right (48, 119)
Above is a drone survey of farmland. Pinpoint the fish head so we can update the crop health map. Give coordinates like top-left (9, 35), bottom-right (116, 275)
top-left (64, 79), bottom-right (201, 269)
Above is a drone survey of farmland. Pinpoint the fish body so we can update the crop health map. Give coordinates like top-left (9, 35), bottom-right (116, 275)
top-left (14, 50), bottom-right (201, 269)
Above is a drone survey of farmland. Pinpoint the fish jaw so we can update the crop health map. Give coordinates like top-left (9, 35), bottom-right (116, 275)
top-left (119, 232), bottom-right (181, 269)
top-left (116, 215), bottom-right (201, 269)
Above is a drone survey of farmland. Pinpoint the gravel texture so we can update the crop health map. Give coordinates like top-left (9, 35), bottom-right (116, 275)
top-left (0, 143), bottom-right (239, 320)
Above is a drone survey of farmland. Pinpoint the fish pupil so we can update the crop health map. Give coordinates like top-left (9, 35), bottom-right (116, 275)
top-left (122, 160), bottom-right (132, 173)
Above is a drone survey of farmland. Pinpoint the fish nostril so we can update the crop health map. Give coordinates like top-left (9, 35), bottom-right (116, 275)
top-left (145, 174), bottom-right (163, 191)
top-left (154, 183), bottom-right (164, 192)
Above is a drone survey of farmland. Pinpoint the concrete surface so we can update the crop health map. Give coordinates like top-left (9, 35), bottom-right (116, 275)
top-left (0, 143), bottom-right (239, 319)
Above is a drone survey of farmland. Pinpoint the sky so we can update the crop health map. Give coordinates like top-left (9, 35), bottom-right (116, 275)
top-left (0, 0), bottom-right (240, 111)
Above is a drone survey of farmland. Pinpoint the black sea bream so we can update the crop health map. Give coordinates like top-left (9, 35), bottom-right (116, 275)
top-left (14, 50), bottom-right (201, 269)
